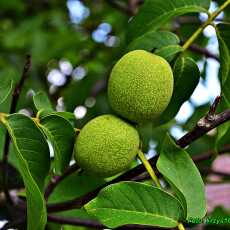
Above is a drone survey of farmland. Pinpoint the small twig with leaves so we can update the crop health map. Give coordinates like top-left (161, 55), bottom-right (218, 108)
top-left (47, 96), bottom-right (230, 215)
top-left (5, 95), bottom-right (230, 229)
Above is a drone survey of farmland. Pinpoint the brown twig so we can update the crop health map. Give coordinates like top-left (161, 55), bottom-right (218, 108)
top-left (208, 96), bottom-right (221, 116)
top-left (2, 55), bottom-right (31, 204)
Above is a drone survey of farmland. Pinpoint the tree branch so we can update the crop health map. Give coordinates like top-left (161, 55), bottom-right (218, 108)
top-left (2, 55), bottom-right (31, 204)
top-left (176, 97), bottom-right (230, 148)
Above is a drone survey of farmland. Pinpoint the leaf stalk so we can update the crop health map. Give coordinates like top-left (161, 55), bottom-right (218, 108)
top-left (137, 150), bottom-right (161, 188)
top-left (182, 0), bottom-right (230, 50)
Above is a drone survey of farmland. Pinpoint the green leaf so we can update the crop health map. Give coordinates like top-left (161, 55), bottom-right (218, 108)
top-left (157, 134), bottom-right (206, 220)
top-left (48, 172), bottom-right (105, 222)
top-left (127, 0), bottom-right (210, 42)
top-left (0, 79), bottom-right (13, 105)
top-left (2, 113), bottom-right (50, 230)
top-left (85, 181), bottom-right (185, 228)
top-left (33, 91), bottom-right (54, 112)
top-left (216, 123), bottom-right (230, 153)
top-left (160, 57), bottom-right (200, 123)
top-left (215, 99), bottom-right (230, 151)
top-left (39, 114), bottom-right (75, 174)
top-left (216, 24), bottom-right (230, 105)
top-left (216, 30), bottom-right (230, 85)
top-left (127, 31), bottom-right (180, 52)
top-left (40, 111), bottom-right (76, 121)
top-left (222, 80), bottom-right (230, 109)
top-left (216, 23), bottom-right (230, 55)
top-left (215, 24), bottom-right (230, 149)
top-left (155, 45), bottom-right (183, 62)
top-left (49, 171), bottom-right (105, 203)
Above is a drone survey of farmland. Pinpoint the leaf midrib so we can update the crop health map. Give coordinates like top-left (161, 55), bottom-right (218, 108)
top-left (89, 207), bottom-right (179, 224)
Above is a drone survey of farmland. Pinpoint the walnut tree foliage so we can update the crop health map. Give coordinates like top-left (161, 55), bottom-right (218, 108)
top-left (0, 0), bottom-right (230, 230)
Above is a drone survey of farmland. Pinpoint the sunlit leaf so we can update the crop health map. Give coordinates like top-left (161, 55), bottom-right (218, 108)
top-left (128, 0), bottom-right (210, 42)
top-left (155, 45), bottom-right (183, 62)
top-left (127, 31), bottom-right (180, 52)
top-left (40, 114), bottom-right (75, 174)
top-left (2, 114), bottom-right (50, 230)
top-left (157, 134), bottom-right (206, 220)
top-left (33, 91), bottom-right (53, 112)
top-left (40, 111), bottom-right (76, 121)
top-left (85, 181), bottom-right (185, 228)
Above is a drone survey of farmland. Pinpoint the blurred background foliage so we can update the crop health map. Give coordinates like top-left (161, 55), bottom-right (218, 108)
top-left (0, 0), bottom-right (230, 229)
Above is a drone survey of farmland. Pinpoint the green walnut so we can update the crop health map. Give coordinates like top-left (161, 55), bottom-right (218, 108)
top-left (108, 50), bottom-right (174, 123)
top-left (75, 114), bottom-right (139, 177)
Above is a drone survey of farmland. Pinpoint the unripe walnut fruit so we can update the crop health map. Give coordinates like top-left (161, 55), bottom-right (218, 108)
top-left (74, 115), bottom-right (139, 177)
top-left (108, 50), bottom-right (174, 123)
